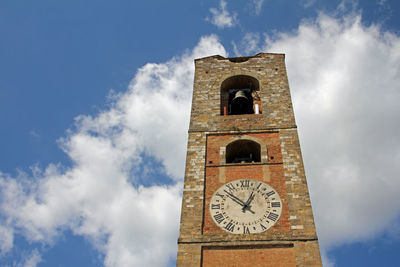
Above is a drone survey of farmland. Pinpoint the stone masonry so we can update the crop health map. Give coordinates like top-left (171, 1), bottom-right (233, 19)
top-left (177, 53), bottom-right (322, 266)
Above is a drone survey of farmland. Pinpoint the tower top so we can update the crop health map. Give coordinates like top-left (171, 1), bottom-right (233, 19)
top-left (189, 52), bottom-right (295, 133)
top-left (195, 52), bottom-right (286, 62)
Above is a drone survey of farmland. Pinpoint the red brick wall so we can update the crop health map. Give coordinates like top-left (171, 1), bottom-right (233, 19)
top-left (202, 246), bottom-right (296, 267)
top-left (203, 133), bottom-right (290, 235)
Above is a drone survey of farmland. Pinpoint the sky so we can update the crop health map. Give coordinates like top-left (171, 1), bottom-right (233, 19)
top-left (0, 0), bottom-right (400, 266)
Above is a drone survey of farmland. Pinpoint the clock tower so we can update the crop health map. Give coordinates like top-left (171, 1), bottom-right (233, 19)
top-left (176, 53), bottom-right (322, 266)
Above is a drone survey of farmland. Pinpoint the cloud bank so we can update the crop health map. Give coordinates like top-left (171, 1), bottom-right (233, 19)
top-left (0, 35), bottom-right (226, 267)
top-left (267, 13), bottom-right (400, 248)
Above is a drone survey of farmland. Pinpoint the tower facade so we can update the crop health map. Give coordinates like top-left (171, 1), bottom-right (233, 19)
top-left (177, 53), bottom-right (322, 266)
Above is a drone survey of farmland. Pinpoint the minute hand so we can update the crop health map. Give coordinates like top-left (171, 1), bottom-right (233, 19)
top-left (223, 190), bottom-right (246, 207)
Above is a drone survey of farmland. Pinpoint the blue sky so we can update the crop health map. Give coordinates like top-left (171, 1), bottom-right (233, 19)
top-left (1, 0), bottom-right (400, 266)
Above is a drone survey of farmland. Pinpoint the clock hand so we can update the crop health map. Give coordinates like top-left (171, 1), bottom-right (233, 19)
top-left (244, 192), bottom-right (255, 206)
top-left (223, 190), bottom-right (256, 214)
top-left (242, 203), bottom-right (255, 214)
top-left (223, 190), bottom-right (246, 206)
top-left (241, 191), bottom-right (256, 214)
top-left (242, 192), bottom-right (255, 213)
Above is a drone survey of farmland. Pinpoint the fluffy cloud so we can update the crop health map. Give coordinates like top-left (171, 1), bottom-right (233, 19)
top-left (232, 32), bottom-right (261, 57)
top-left (0, 35), bottom-right (227, 267)
top-left (206, 0), bottom-right (238, 28)
top-left (266, 13), bottom-right (400, 248)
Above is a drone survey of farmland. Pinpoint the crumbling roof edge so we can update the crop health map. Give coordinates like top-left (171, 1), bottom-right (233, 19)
top-left (194, 52), bottom-right (285, 62)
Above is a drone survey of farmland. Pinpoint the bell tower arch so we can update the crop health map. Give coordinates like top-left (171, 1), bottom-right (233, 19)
top-left (220, 75), bottom-right (261, 115)
top-left (177, 53), bottom-right (322, 266)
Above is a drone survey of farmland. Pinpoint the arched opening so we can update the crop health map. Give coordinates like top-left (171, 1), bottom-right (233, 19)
top-left (220, 75), bottom-right (261, 115)
top-left (226, 140), bottom-right (261, 163)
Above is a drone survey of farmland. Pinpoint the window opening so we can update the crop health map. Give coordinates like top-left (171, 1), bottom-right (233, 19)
top-left (220, 75), bottom-right (261, 115)
top-left (226, 140), bottom-right (261, 164)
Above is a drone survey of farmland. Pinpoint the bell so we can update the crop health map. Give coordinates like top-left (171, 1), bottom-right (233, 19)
top-left (231, 90), bottom-right (250, 114)
top-left (232, 90), bottom-right (248, 101)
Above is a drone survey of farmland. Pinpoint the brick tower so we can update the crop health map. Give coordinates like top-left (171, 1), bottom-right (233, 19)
top-left (176, 53), bottom-right (322, 266)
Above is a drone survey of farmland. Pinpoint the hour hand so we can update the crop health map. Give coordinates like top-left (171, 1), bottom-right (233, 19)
top-left (245, 192), bottom-right (254, 207)
top-left (243, 192), bottom-right (254, 209)
top-left (242, 192), bottom-right (255, 213)
top-left (244, 192), bottom-right (255, 206)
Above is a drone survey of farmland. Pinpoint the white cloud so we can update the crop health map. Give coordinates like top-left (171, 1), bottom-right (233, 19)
top-left (21, 249), bottom-right (42, 267)
top-left (338, 0), bottom-right (359, 13)
top-left (0, 35), bottom-right (227, 267)
top-left (320, 249), bottom-right (335, 267)
top-left (232, 32), bottom-right (261, 56)
top-left (29, 129), bottom-right (40, 138)
top-left (0, 224), bottom-right (13, 255)
top-left (250, 0), bottom-right (264, 15)
top-left (206, 0), bottom-right (238, 28)
top-left (301, 0), bottom-right (316, 8)
top-left (264, 13), bottom-right (400, 248)
top-left (377, 0), bottom-right (387, 6)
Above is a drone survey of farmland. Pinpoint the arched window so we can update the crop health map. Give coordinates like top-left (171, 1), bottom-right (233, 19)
top-left (220, 75), bottom-right (261, 115)
top-left (226, 140), bottom-right (261, 163)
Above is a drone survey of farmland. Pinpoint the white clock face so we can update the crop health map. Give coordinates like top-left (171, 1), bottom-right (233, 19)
top-left (209, 179), bottom-right (282, 234)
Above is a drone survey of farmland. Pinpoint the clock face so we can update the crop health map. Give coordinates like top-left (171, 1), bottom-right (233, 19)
top-left (209, 179), bottom-right (282, 234)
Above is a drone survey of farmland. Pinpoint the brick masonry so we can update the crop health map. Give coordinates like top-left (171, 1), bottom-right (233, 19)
top-left (202, 245), bottom-right (296, 267)
top-left (177, 53), bottom-right (322, 266)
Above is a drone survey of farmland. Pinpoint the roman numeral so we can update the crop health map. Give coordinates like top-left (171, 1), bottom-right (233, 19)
top-left (211, 204), bottom-right (220, 209)
top-left (226, 183), bottom-right (235, 191)
top-left (215, 192), bottom-right (225, 199)
top-left (267, 213), bottom-right (279, 221)
top-left (256, 183), bottom-right (262, 189)
top-left (240, 180), bottom-right (250, 187)
top-left (224, 222), bottom-right (235, 232)
top-left (266, 191), bottom-right (275, 197)
top-left (271, 202), bottom-right (281, 207)
top-left (243, 226), bottom-right (250, 234)
top-left (213, 213), bottom-right (224, 224)
top-left (260, 223), bottom-right (267, 231)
